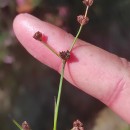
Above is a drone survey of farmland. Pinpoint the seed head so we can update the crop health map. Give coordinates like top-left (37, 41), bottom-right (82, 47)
top-left (22, 121), bottom-right (31, 130)
top-left (33, 31), bottom-right (42, 41)
top-left (59, 50), bottom-right (70, 60)
top-left (77, 15), bottom-right (89, 25)
top-left (72, 120), bottom-right (84, 130)
top-left (82, 0), bottom-right (94, 6)
top-left (73, 120), bottom-right (83, 127)
top-left (33, 31), bottom-right (48, 42)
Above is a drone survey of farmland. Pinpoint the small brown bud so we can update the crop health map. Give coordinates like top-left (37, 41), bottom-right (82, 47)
top-left (22, 121), bottom-right (31, 130)
top-left (59, 50), bottom-right (70, 60)
top-left (33, 31), bottom-right (42, 41)
top-left (77, 15), bottom-right (89, 25)
top-left (72, 120), bottom-right (84, 130)
top-left (33, 31), bottom-right (48, 43)
top-left (73, 120), bottom-right (83, 127)
top-left (82, 0), bottom-right (94, 6)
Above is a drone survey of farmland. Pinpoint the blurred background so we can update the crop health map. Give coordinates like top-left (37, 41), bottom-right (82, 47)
top-left (0, 0), bottom-right (130, 130)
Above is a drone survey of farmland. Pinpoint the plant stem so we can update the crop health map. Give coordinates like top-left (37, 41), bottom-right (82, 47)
top-left (53, 60), bottom-right (66, 130)
top-left (43, 42), bottom-right (60, 57)
top-left (69, 6), bottom-right (89, 52)
top-left (12, 119), bottom-right (23, 130)
top-left (85, 5), bottom-right (89, 17)
top-left (69, 25), bottom-right (83, 52)
top-left (53, 5), bottom-right (89, 130)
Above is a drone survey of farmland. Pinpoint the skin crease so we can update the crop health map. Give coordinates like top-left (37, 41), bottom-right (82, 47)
top-left (13, 13), bottom-right (130, 123)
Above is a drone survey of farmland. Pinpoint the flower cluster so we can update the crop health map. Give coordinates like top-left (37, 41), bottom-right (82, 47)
top-left (77, 0), bottom-right (94, 25)
top-left (77, 15), bottom-right (89, 25)
top-left (72, 120), bottom-right (84, 130)
top-left (22, 121), bottom-right (31, 130)
top-left (82, 0), bottom-right (93, 6)
top-left (59, 50), bottom-right (70, 60)
top-left (33, 31), bottom-right (47, 43)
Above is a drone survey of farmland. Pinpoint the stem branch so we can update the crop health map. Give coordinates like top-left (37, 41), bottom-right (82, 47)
top-left (53, 4), bottom-right (90, 130)
top-left (69, 25), bottom-right (83, 52)
top-left (69, 6), bottom-right (89, 52)
top-left (43, 42), bottom-right (60, 57)
top-left (53, 60), bottom-right (66, 130)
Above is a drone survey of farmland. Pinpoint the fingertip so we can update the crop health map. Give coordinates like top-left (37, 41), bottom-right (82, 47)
top-left (13, 13), bottom-right (81, 71)
top-left (13, 13), bottom-right (32, 34)
top-left (13, 13), bottom-right (61, 70)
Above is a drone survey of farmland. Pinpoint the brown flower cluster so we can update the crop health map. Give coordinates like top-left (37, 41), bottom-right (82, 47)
top-left (33, 31), bottom-right (42, 41)
top-left (82, 0), bottom-right (93, 6)
top-left (77, 15), bottom-right (89, 25)
top-left (72, 120), bottom-right (84, 130)
top-left (22, 121), bottom-right (31, 130)
top-left (77, 0), bottom-right (94, 25)
top-left (59, 50), bottom-right (70, 60)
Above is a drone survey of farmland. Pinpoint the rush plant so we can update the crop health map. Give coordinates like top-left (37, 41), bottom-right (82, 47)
top-left (13, 0), bottom-right (94, 130)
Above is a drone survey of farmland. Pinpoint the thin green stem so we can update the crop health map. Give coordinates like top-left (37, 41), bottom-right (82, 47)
top-left (69, 6), bottom-right (89, 52)
top-left (69, 25), bottom-right (83, 52)
top-left (41, 41), bottom-right (60, 58)
top-left (12, 119), bottom-right (23, 130)
top-left (84, 5), bottom-right (89, 17)
top-left (53, 60), bottom-right (66, 130)
top-left (53, 5), bottom-right (89, 130)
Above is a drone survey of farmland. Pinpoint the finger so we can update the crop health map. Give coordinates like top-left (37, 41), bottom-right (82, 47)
top-left (13, 13), bottom-right (130, 123)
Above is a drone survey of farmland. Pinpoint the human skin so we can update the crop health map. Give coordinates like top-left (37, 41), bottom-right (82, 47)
top-left (13, 13), bottom-right (130, 123)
